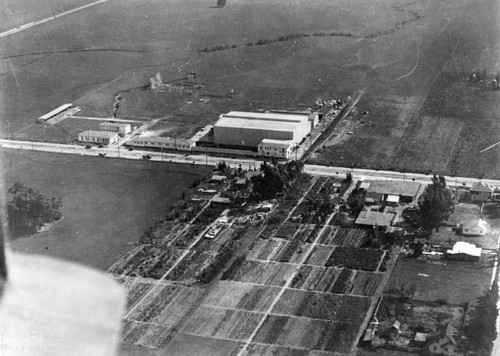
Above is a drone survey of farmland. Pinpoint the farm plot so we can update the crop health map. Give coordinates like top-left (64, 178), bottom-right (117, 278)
top-left (228, 260), bottom-right (297, 287)
top-left (166, 250), bottom-right (216, 283)
top-left (244, 343), bottom-right (309, 356)
top-left (320, 227), bottom-right (368, 247)
top-left (305, 245), bottom-right (335, 266)
top-left (328, 268), bottom-right (355, 294)
top-left (253, 315), bottom-right (366, 354)
top-left (275, 222), bottom-right (300, 240)
top-left (120, 276), bottom-right (157, 310)
top-left (291, 266), bottom-right (342, 292)
top-left (325, 247), bottom-right (384, 271)
top-left (114, 245), bottom-right (183, 279)
top-left (180, 305), bottom-right (263, 341)
top-left (253, 315), bottom-right (328, 350)
top-left (121, 320), bottom-right (170, 348)
top-left (348, 270), bottom-right (384, 297)
top-left (127, 283), bottom-right (204, 327)
top-left (202, 280), bottom-right (281, 313)
top-left (247, 238), bottom-right (288, 261)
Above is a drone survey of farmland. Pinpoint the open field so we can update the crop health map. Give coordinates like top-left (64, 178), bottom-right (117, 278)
top-left (3, 0), bottom-right (498, 178)
top-left (2, 149), bottom-right (208, 270)
top-left (386, 257), bottom-right (494, 305)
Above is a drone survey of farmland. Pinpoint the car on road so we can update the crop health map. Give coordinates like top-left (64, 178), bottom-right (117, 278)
top-left (98, 153), bottom-right (106, 157)
top-left (85, 145), bottom-right (92, 149)
top-left (127, 147), bottom-right (134, 151)
top-left (142, 154), bottom-right (152, 160)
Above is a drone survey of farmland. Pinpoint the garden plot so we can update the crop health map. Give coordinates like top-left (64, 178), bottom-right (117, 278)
top-left (275, 222), bottom-right (301, 240)
top-left (325, 246), bottom-right (384, 271)
top-left (253, 315), bottom-right (328, 350)
top-left (272, 289), bottom-right (371, 324)
top-left (291, 266), bottom-right (343, 292)
top-left (202, 280), bottom-right (281, 312)
top-left (305, 245), bottom-right (335, 266)
top-left (328, 268), bottom-right (355, 294)
top-left (121, 320), bottom-right (173, 349)
top-left (127, 283), bottom-right (204, 327)
top-left (244, 343), bottom-right (309, 356)
top-left (247, 239), bottom-right (288, 261)
top-left (180, 305), bottom-right (263, 341)
top-left (121, 276), bottom-right (157, 310)
top-left (253, 315), bottom-right (365, 354)
top-left (228, 260), bottom-right (297, 287)
top-left (349, 270), bottom-right (384, 297)
top-left (319, 227), bottom-right (368, 247)
top-left (275, 241), bottom-right (311, 264)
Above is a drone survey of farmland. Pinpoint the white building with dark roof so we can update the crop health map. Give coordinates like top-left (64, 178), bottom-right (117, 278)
top-left (470, 182), bottom-right (493, 202)
top-left (78, 130), bottom-right (118, 146)
top-left (99, 122), bottom-right (131, 135)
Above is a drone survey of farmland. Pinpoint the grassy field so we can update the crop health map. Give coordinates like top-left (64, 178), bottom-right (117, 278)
top-left (386, 257), bottom-right (494, 305)
top-left (1, 149), bottom-right (209, 270)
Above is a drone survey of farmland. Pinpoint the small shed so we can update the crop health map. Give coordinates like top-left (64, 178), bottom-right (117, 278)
top-left (211, 175), bottom-right (227, 183)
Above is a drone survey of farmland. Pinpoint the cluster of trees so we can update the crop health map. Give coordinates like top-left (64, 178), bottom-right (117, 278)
top-left (465, 282), bottom-right (498, 355)
top-left (198, 238), bottom-right (235, 283)
top-left (251, 160), bottom-right (304, 200)
top-left (403, 175), bottom-right (454, 235)
top-left (7, 182), bottom-right (63, 237)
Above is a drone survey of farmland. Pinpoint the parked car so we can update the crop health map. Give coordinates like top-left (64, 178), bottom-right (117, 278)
top-left (142, 154), bottom-right (152, 160)
top-left (85, 145), bottom-right (92, 149)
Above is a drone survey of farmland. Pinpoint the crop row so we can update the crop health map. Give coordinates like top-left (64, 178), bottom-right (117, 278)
top-left (123, 278), bottom-right (155, 310)
top-left (247, 238), bottom-right (288, 261)
top-left (253, 315), bottom-right (362, 354)
top-left (325, 247), bottom-right (384, 271)
top-left (227, 260), bottom-right (296, 287)
top-left (180, 305), bottom-right (263, 341)
top-left (275, 222), bottom-right (300, 239)
top-left (305, 245), bottom-right (335, 266)
top-left (319, 227), bottom-right (368, 247)
top-left (291, 266), bottom-right (343, 292)
top-left (203, 280), bottom-right (281, 312)
top-left (121, 320), bottom-right (172, 349)
top-left (245, 343), bottom-right (309, 356)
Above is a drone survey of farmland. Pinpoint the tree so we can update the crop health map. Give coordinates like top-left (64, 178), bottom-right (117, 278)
top-left (251, 161), bottom-right (304, 200)
top-left (7, 182), bottom-right (63, 237)
top-left (216, 0), bottom-right (227, 7)
top-left (403, 175), bottom-right (454, 234)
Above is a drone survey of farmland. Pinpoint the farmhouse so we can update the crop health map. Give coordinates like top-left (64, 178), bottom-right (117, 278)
top-left (460, 218), bottom-right (489, 236)
top-left (364, 180), bottom-right (422, 204)
top-left (470, 182), bottom-right (493, 202)
top-left (213, 111), bottom-right (311, 149)
top-left (355, 211), bottom-right (395, 229)
top-left (99, 122), bottom-right (131, 135)
top-left (426, 323), bottom-right (461, 356)
top-left (446, 241), bottom-right (481, 262)
top-left (78, 130), bottom-right (118, 146)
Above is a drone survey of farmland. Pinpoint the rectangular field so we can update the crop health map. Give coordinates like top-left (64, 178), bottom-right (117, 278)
top-left (227, 260), bottom-right (297, 287)
top-left (325, 247), bottom-right (384, 271)
top-left (319, 227), bottom-right (368, 247)
top-left (180, 305), bottom-right (263, 341)
top-left (202, 280), bottom-right (281, 313)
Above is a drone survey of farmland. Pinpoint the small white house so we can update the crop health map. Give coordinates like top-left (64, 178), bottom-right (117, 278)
top-left (470, 182), bottom-right (493, 202)
top-left (78, 130), bottom-right (119, 146)
top-left (460, 218), bottom-right (489, 236)
top-left (257, 139), bottom-right (294, 158)
top-left (99, 122), bottom-right (131, 135)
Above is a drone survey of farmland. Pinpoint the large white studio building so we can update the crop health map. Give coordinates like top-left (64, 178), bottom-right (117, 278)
top-left (213, 111), bottom-right (318, 158)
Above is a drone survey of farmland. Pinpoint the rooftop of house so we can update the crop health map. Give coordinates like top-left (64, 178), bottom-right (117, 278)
top-left (364, 180), bottom-right (421, 197)
top-left (427, 323), bottom-right (459, 347)
top-left (78, 130), bottom-right (118, 138)
top-left (461, 218), bottom-right (490, 231)
top-left (446, 241), bottom-right (482, 257)
top-left (471, 181), bottom-right (493, 192)
top-left (355, 211), bottom-right (395, 227)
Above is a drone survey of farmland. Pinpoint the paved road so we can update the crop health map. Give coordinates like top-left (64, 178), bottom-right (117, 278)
top-left (0, 0), bottom-right (111, 39)
top-left (0, 139), bottom-right (262, 170)
top-left (304, 164), bottom-right (500, 190)
top-left (2, 138), bottom-right (500, 189)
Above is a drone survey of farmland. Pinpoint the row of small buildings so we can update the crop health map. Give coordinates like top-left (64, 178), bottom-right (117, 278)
top-left (78, 122), bottom-right (132, 146)
top-left (123, 110), bottom-right (319, 158)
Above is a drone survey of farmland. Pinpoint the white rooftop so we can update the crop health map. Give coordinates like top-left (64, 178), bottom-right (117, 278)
top-left (215, 116), bottom-right (299, 132)
top-left (446, 241), bottom-right (482, 257)
top-left (222, 111), bottom-right (308, 123)
top-left (79, 130), bottom-right (117, 138)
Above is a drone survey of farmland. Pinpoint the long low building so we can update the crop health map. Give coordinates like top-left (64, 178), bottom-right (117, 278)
top-left (99, 122), bottom-right (131, 135)
top-left (78, 130), bottom-right (119, 146)
top-left (127, 136), bottom-right (195, 151)
top-left (213, 111), bottom-right (311, 149)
